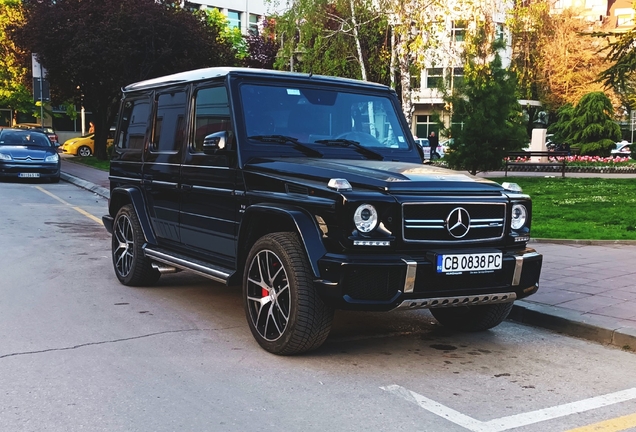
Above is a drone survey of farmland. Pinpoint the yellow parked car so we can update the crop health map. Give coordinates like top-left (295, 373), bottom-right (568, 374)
top-left (60, 133), bottom-right (95, 156)
top-left (60, 129), bottom-right (114, 157)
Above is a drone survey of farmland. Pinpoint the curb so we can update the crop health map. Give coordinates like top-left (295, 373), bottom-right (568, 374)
top-left (510, 301), bottom-right (636, 352)
top-left (530, 238), bottom-right (636, 246)
top-left (60, 172), bottom-right (110, 199)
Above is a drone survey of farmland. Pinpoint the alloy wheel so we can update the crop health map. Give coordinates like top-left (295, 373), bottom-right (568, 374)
top-left (245, 249), bottom-right (290, 341)
top-left (113, 214), bottom-right (134, 277)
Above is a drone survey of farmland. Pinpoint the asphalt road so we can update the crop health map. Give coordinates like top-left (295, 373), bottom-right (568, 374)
top-left (1, 179), bottom-right (636, 432)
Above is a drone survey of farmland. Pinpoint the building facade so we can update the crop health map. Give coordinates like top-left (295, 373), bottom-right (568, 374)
top-left (409, 0), bottom-right (513, 140)
top-left (183, 0), bottom-right (273, 34)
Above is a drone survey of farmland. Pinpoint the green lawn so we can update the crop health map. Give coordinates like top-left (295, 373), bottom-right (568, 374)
top-left (65, 156), bottom-right (110, 171)
top-left (489, 177), bottom-right (636, 240)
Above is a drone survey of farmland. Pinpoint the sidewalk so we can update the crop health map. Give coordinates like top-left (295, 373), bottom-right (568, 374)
top-left (60, 158), bottom-right (636, 352)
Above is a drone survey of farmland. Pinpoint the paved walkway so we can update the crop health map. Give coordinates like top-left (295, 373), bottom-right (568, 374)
top-left (60, 157), bottom-right (636, 351)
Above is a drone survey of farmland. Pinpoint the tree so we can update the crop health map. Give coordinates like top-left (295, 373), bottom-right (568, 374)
top-left (547, 103), bottom-right (574, 147)
top-left (244, 18), bottom-right (280, 69)
top-left (509, 5), bottom-right (621, 112)
top-left (206, 8), bottom-right (248, 60)
top-left (444, 21), bottom-right (528, 175)
top-left (597, 27), bottom-right (636, 111)
top-left (274, 0), bottom-right (389, 84)
top-left (0, 0), bottom-right (36, 123)
top-left (549, 91), bottom-right (621, 155)
top-left (10, 0), bottom-right (236, 159)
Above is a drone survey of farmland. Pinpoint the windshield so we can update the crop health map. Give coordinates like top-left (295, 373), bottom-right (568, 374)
top-left (0, 131), bottom-right (52, 147)
top-left (240, 83), bottom-right (410, 151)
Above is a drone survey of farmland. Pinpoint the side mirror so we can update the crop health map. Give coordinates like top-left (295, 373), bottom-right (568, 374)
top-left (202, 131), bottom-right (227, 154)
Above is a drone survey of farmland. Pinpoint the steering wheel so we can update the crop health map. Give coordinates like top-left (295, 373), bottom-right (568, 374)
top-left (335, 131), bottom-right (381, 147)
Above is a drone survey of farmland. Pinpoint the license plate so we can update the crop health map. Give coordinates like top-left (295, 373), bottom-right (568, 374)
top-left (437, 252), bottom-right (502, 273)
top-left (18, 173), bottom-right (40, 178)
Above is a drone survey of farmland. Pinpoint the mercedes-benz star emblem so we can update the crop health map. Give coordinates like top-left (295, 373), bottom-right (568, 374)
top-left (446, 207), bottom-right (471, 238)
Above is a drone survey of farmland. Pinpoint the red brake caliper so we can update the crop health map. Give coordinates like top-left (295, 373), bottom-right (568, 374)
top-left (264, 260), bottom-right (279, 298)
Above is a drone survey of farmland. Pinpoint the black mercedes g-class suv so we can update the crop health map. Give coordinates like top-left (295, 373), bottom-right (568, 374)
top-left (102, 67), bottom-right (542, 355)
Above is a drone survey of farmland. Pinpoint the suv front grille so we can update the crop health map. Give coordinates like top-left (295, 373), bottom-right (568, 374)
top-left (403, 202), bottom-right (506, 243)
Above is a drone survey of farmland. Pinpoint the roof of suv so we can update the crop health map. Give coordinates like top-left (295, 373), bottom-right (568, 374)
top-left (123, 67), bottom-right (389, 93)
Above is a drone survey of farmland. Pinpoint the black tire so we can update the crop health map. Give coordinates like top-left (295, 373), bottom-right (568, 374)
top-left (50, 175), bottom-right (60, 183)
top-left (111, 204), bottom-right (160, 286)
top-left (431, 152), bottom-right (440, 161)
top-left (243, 232), bottom-right (334, 355)
top-left (430, 302), bottom-right (514, 332)
top-left (77, 145), bottom-right (92, 157)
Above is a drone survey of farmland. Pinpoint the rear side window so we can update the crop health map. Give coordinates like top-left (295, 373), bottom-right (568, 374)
top-left (152, 91), bottom-right (187, 153)
top-left (117, 98), bottom-right (150, 150)
top-left (192, 86), bottom-right (231, 152)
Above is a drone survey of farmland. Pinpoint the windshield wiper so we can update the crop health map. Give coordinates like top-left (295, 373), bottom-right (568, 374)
top-left (248, 135), bottom-right (322, 158)
top-left (314, 139), bottom-right (384, 161)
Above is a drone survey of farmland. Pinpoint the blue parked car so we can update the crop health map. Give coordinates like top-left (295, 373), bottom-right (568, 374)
top-left (0, 128), bottom-right (61, 182)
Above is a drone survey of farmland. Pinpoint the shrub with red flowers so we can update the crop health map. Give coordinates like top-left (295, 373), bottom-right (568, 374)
top-left (548, 155), bottom-right (635, 167)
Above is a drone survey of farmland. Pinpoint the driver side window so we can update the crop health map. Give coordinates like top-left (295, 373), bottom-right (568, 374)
top-left (192, 86), bottom-right (233, 152)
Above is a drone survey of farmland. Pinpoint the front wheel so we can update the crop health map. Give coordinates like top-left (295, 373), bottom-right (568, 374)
top-left (77, 145), bottom-right (92, 157)
top-left (243, 232), bottom-right (334, 355)
top-left (111, 204), bottom-right (160, 286)
top-left (430, 302), bottom-right (514, 332)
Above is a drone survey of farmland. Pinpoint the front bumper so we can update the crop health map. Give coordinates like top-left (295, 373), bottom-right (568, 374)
top-left (314, 247), bottom-right (542, 311)
top-left (0, 162), bottom-right (61, 179)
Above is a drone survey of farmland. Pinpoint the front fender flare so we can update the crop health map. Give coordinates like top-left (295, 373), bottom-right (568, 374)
top-left (239, 204), bottom-right (326, 279)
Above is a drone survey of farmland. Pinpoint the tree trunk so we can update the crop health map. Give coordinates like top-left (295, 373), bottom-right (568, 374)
top-left (390, 25), bottom-right (397, 90)
top-left (93, 107), bottom-right (111, 161)
top-left (397, 34), bottom-right (413, 129)
top-left (349, 0), bottom-right (366, 82)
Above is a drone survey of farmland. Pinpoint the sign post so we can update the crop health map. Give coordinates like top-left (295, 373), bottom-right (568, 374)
top-left (31, 54), bottom-right (50, 126)
top-left (631, 110), bottom-right (635, 145)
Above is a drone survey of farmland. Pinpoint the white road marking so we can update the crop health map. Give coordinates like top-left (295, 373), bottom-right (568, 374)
top-left (381, 385), bottom-right (636, 432)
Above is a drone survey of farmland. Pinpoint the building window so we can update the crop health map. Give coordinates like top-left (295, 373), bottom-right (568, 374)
top-left (452, 20), bottom-right (467, 42)
top-left (451, 67), bottom-right (464, 88)
top-left (249, 14), bottom-right (259, 34)
top-left (615, 9), bottom-right (634, 26)
top-left (227, 10), bottom-right (241, 30)
top-left (410, 66), bottom-right (421, 89)
top-left (495, 23), bottom-right (505, 42)
top-left (415, 114), bottom-right (439, 139)
top-left (426, 68), bottom-right (443, 89)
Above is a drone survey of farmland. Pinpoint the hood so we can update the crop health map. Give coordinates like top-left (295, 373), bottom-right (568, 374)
top-left (0, 145), bottom-right (54, 159)
top-left (63, 136), bottom-right (91, 146)
top-left (245, 158), bottom-right (503, 194)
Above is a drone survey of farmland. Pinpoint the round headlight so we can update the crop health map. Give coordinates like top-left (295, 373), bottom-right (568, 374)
top-left (353, 204), bottom-right (378, 233)
top-left (511, 204), bottom-right (527, 230)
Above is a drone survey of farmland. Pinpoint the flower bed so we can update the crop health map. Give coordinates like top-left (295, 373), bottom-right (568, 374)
top-left (504, 155), bottom-right (636, 173)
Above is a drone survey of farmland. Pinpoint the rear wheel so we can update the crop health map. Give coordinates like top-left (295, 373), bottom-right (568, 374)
top-left (243, 232), bottom-right (334, 355)
top-left (430, 302), bottom-right (514, 332)
top-left (111, 204), bottom-right (160, 286)
top-left (431, 152), bottom-right (440, 161)
top-left (77, 145), bottom-right (92, 157)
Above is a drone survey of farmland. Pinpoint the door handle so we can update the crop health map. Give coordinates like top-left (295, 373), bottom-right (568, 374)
top-left (181, 184), bottom-right (193, 191)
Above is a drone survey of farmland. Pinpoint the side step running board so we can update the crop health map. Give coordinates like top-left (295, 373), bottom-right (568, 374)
top-left (144, 246), bottom-right (234, 284)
